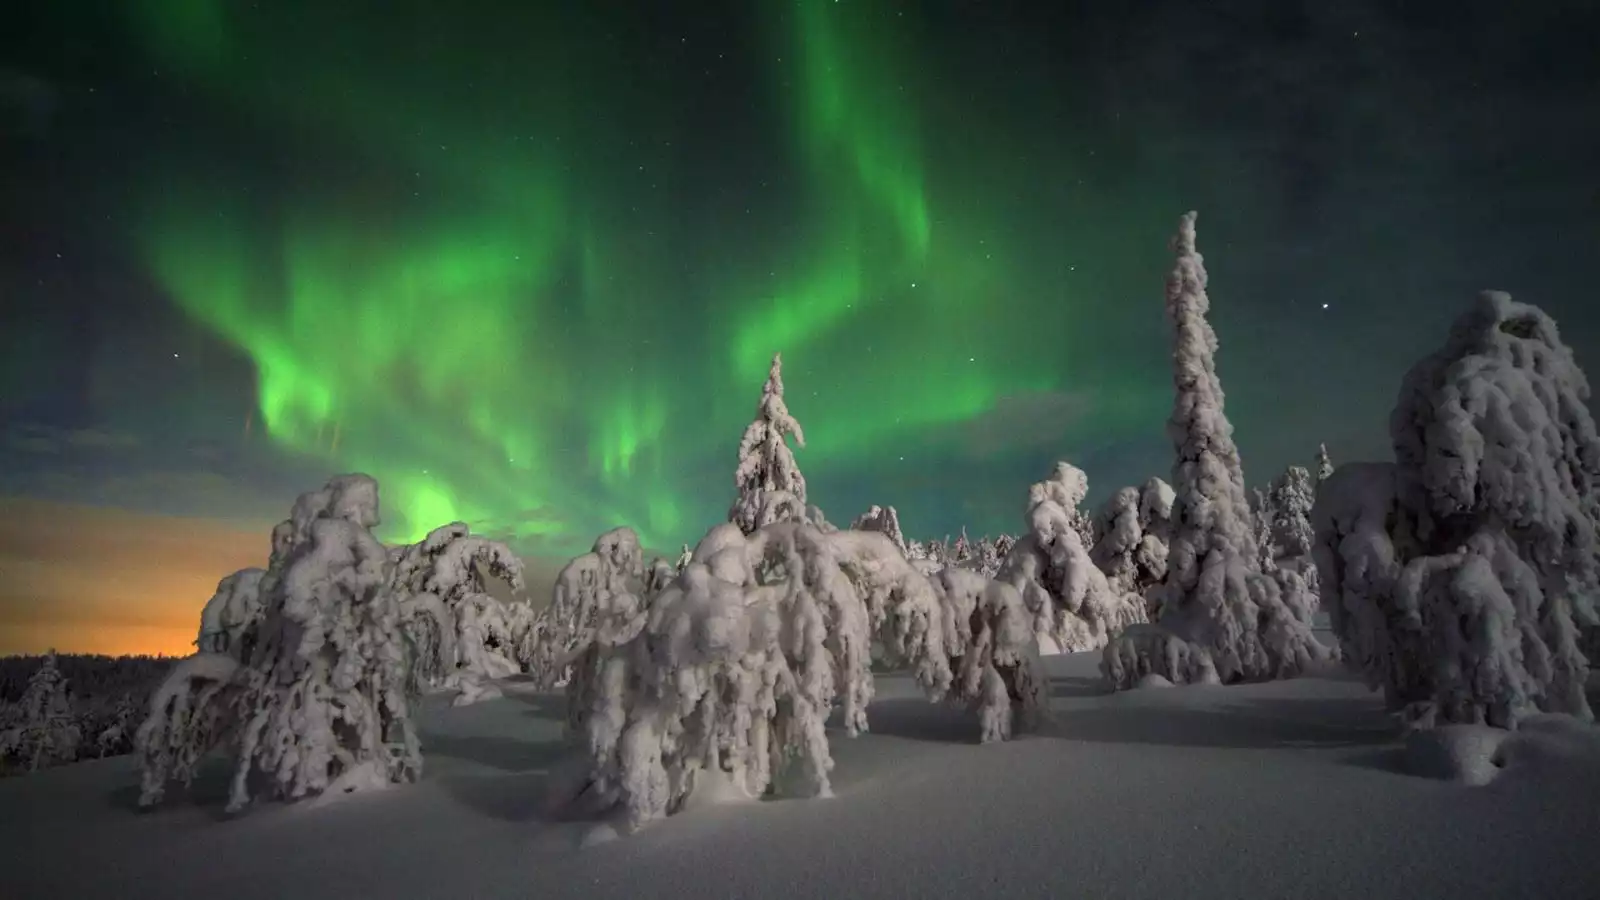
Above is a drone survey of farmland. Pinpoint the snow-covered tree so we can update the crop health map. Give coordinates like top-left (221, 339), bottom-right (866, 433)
top-left (929, 568), bottom-right (1046, 742)
top-left (1268, 466), bottom-right (1317, 560)
top-left (730, 353), bottom-right (809, 534)
top-left (950, 529), bottom-right (974, 565)
top-left (1314, 292), bottom-right (1600, 728)
top-left (1107, 211), bottom-right (1330, 689)
top-left (560, 512), bottom-right (1049, 832)
top-left (674, 544), bottom-right (692, 574)
top-left (135, 653), bottom-right (245, 805)
top-left (196, 569), bottom-right (266, 659)
top-left (528, 526), bottom-right (647, 694)
top-left (1251, 488), bottom-right (1279, 573)
top-left (389, 522), bottom-right (528, 703)
top-left (998, 462), bottom-right (1147, 654)
top-left (850, 504), bottom-right (908, 555)
top-left (136, 474), bottom-right (420, 812)
top-left (12, 652), bottom-right (81, 771)
top-left (565, 521), bottom-right (873, 831)
top-left (1315, 443), bottom-right (1334, 483)
top-left (1090, 477), bottom-right (1175, 617)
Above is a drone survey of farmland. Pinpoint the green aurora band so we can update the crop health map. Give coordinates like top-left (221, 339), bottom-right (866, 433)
top-left (122, 0), bottom-right (1169, 554)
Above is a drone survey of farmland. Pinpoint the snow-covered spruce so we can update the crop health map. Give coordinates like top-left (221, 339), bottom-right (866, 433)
top-left (196, 569), bottom-right (266, 659)
top-left (528, 526), bottom-right (647, 696)
top-left (1268, 465), bottom-right (1317, 561)
top-left (389, 522), bottom-right (530, 704)
top-left (1108, 211), bottom-right (1330, 689)
top-left (1315, 442), bottom-right (1335, 484)
top-left (1315, 292), bottom-right (1600, 727)
top-left (929, 568), bottom-right (1046, 742)
top-left (1090, 477), bottom-right (1175, 618)
top-left (850, 504), bottom-right (909, 555)
top-left (4, 652), bottom-right (82, 772)
top-left (1250, 488), bottom-right (1279, 572)
top-left (998, 462), bottom-right (1147, 654)
top-left (730, 352), bottom-right (809, 534)
top-left (135, 474), bottom-right (421, 812)
top-left (566, 521), bottom-right (873, 831)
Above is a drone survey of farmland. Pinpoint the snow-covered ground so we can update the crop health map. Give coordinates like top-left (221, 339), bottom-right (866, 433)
top-left (3, 646), bottom-right (1597, 900)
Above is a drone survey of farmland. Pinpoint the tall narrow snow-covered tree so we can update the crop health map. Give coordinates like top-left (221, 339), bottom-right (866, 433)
top-left (1315, 292), bottom-right (1600, 728)
top-left (997, 462), bottom-right (1147, 654)
top-left (730, 353), bottom-right (809, 534)
top-left (1108, 211), bottom-right (1329, 688)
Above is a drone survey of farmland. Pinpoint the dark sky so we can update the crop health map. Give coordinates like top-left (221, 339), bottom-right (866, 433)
top-left (1, 0), bottom-right (1597, 652)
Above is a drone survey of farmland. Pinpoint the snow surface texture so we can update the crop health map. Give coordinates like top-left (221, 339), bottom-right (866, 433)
top-left (389, 522), bottom-right (531, 703)
top-left (135, 474), bottom-right (422, 813)
top-left (1117, 211), bottom-right (1330, 688)
top-left (730, 352), bottom-right (809, 535)
top-left (1090, 477), bottom-right (1174, 618)
top-left (998, 461), bottom-right (1147, 655)
top-left (195, 568), bottom-right (266, 659)
top-left (12, 650), bottom-right (1600, 900)
top-left (528, 527), bottom-right (647, 695)
top-left (1315, 292), bottom-right (1600, 727)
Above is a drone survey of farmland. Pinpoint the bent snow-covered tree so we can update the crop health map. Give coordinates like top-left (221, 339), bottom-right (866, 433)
top-left (389, 522), bottom-right (529, 703)
top-left (929, 567), bottom-right (1046, 742)
top-left (135, 474), bottom-right (420, 812)
top-left (1314, 292), bottom-right (1600, 727)
top-left (1090, 477), bottom-right (1175, 617)
top-left (730, 353), bottom-right (809, 534)
top-left (1106, 211), bottom-right (1329, 689)
top-left (528, 526), bottom-right (647, 694)
top-left (196, 569), bottom-right (266, 659)
top-left (998, 462), bottom-right (1147, 654)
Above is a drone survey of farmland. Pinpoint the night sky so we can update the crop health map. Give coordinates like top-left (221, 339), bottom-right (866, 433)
top-left (2, 0), bottom-right (1597, 655)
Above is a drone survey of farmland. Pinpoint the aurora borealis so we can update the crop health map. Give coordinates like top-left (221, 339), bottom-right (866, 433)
top-left (3, 1), bottom-right (1598, 654)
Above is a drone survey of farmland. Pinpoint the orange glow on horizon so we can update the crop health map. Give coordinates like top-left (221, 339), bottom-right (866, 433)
top-left (0, 498), bottom-right (274, 657)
